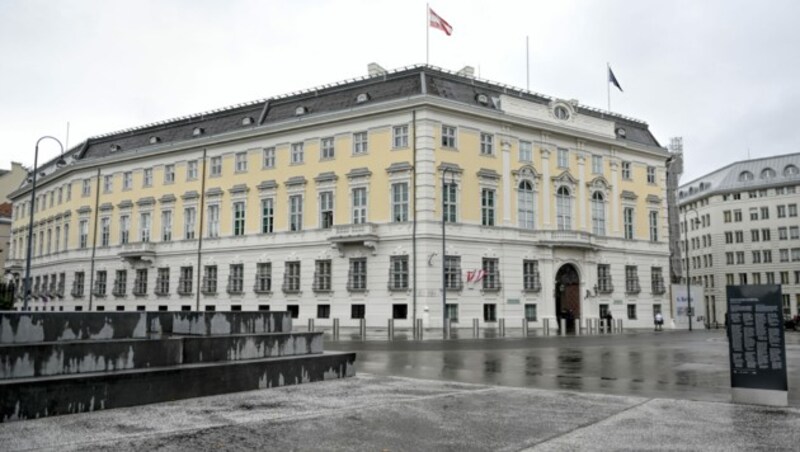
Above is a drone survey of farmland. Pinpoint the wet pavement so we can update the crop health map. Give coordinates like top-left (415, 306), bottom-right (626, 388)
top-left (327, 328), bottom-right (800, 406)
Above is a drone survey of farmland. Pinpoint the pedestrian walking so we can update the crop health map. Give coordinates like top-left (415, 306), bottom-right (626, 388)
top-left (654, 312), bottom-right (664, 331)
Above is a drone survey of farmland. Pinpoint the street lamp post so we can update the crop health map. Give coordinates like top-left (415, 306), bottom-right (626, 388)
top-left (441, 167), bottom-right (454, 336)
top-left (23, 136), bottom-right (66, 311)
top-left (683, 207), bottom-right (699, 331)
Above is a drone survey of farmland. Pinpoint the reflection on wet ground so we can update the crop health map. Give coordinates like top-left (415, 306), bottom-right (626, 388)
top-left (327, 330), bottom-right (800, 406)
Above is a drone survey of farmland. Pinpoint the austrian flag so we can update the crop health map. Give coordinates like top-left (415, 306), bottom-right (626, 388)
top-left (429, 8), bottom-right (453, 36)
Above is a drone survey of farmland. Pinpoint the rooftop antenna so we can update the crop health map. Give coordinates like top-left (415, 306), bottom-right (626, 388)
top-left (65, 121), bottom-right (70, 150)
top-left (526, 36), bottom-right (530, 90)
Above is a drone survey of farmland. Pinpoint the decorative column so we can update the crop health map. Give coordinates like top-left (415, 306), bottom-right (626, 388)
top-left (501, 135), bottom-right (512, 226)
top-left (577, 150), bottom-right (587, 230)
top-left (610, 157), bottom-right (620, 234)
top-left (540, 138), bottom-right (552, 228)
top-left (414, 114), bottom-right (437, 222)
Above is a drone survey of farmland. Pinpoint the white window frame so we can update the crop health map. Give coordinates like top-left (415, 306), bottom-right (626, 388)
top-left (143, 168), bottom-right (153, 186)
top-left (320, 138), bottom-right (335, 160)
top-left (207, 204), bottom-right (220, 238)
top-left (261, 198), bottom-right (274, 233)
top-left (291, 143), bottom-right (304, 164)
top-left (353, 132), bottom-right (368, 154)
top-left (289, 195), bottom-right (303, 231)
top-left (392, 125), bottom-right (409, 149)
top-left (480, 133), bottom-right (494, 156)
top-left (235, 152), bottom-right (248, 173)
top-left (233, 201), bottom-right (246, 236)
top-left (210, 156), bottom-right (223, 176)
top-left (164, 164), bottom-right (175, 184)
top-left (352, 187), bottom-right (368, 224)
top-left (591, 191), bottom-right (606, 236)
top-left (441, 125), bottom-right (456, 148)
top-left (519, 140), bottom-right (532, 162)
top-left (391, 182), bottom-right (409, 223)
top-left (184, 207), bottom-right (196, 239)
top-left (187, 160), bottom-right (198, 180)
top-left (319, 191), bottom-right (334, 229)
top-left (556, 186), bottom-right (572, 230)
top-left (592, 155), bottom-right (603, 174)
top-left (161, 210), bottom-right (173, 242)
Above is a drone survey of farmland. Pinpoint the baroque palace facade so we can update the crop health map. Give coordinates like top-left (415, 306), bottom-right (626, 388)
top-left (6, 65), bottom-right (670, 328)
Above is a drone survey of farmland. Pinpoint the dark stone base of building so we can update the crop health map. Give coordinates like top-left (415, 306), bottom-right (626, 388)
top-left (0, 312), bottom-right (355, 423)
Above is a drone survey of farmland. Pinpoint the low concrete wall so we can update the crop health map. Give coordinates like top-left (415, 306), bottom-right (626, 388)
top-left (169, 312), bottom-right (292, 336)
top-left (0, 313), bottom-right (148, 344)
top-left (1, 352), bottom-right (356, 422)
top-left (0, 338), bottom-right (183, 379)
top-left (182, 332), bottom-right (323, 363)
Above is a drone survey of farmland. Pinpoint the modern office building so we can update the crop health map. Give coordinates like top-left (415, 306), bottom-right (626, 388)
top-left (677, 152), bottom-right (800, 323)
top-left (6, 64), bottom-right (671, 328)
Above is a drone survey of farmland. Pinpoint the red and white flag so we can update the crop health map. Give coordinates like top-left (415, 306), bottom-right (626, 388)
top-left (466, 269), bottom-right (485, 283)
top-left (429, 8), bottom-right (453, 36)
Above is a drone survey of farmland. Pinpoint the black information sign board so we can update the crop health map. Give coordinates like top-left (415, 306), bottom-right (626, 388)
top-left (726, 285), bottom-right (787, 391)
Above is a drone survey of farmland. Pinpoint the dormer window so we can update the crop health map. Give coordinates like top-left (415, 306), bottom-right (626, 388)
top-left (476, 93), bottom-right (489, 105)
top-left (785, 164), bottom-right (799, 177)
top-left (295, 106), bottom-right (308, 116)
top-left (110, 144), bottom-right (121, 152)
top-left (356, 93), bottom-right (370, 104)
top-left (554, 105), bottom-right (570, 120)
top-left (193, 127), bottom-right (204, 136)
top-left (760, 168), bottom-right (776, 179)
top-left (241, 116), bottom-right (254, 126)
top-left (616, 127), bottom-right (627, 138)
top-left (739, 171), bottom-right (754, 182)
top-left (149, 136), bottom-right (160, 144)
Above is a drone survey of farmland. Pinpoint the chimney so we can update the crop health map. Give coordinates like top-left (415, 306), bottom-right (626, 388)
top-left (368, 63), bottom-right (387, 77)
top-left (456, 66), bottom-right (475, 78)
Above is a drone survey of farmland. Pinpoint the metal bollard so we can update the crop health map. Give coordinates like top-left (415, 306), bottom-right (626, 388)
top-left (617, 318), bottom-right (623, 333)
top-left (559, 318), bottom-right (566, 335)
top-left (388, 318), bottom-right (394, 340)
top-left (611, 318), bottom-right (617, 334)
top-left (473, 318), bottom-right (479, 338)
top-left (444, 318), bottom-right (451, 339)
top-left (416, 318), bottom-right (424, 340)
top-left (308, 318), bottom-right (315, 332)
top-left (522, 319), bottom-right (528, 337)
top-left (575, 317), bottom-right (581, 336)
top-left (359, 318), bottom-right (367, 340)
top-left (333, 318), bottom-right (340, 340)
top-left (499, 318), bottom-right (505, 337)
top-left (543, 318), bottom-right (550, 335)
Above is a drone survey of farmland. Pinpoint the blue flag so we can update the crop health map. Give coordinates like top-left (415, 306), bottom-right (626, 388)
top-left (608, 66), bottom-right (623, 92)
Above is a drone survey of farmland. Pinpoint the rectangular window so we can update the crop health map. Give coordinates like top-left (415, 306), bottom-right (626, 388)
top-left (233, 201), bottom-right (246, 236)
top-left (789, 204), bottom-right (798, 217)
top-left (766, 272), bottom-right (776, 284)
top-left (139, 212), bottom-right (152, 243)
top-left (792, 248), bottom-right (800, 262)
top-left (762, 228), bottom-right (771, 241)
top-left (391, 182), bottom-right (409, 222)
top-left (623, 207), bottom-right (634, 240)
top-left (752, 250), bottom-right (761, 264)
top-left (524, 304), bottom-right (538, 321)
top-left (751, 229), bottom-right (760, 242)
top-left (392, 304), bottom-right (408, 320)
top-left (66, 182), bottom-right (72, 201)
top-left (483, 304), bottom-right (497, 322)
top-left (313, 260), bottom-right (332, 292)
top-left (202, 265), bottom-right (218, 294)
top-left (739, 273), bottom-right (748, 285)
top-left (161, 210), bottom-right (172, 242)
top-left (752, 273), bottom-right (762, 284)
top-left (178, 266), bottom-right (193, 295)
top-left (320, 138), bottom-right (334, 160)
top-left (627, 304), bottom-right (637, 320)
top-left (319, 192), bottom-right (334, 229)
top-left (781, 271), bottom-right (790, 284)
top-left (95, 270), bottom-right (107, 296)
top-left (443, 182), bottom-right (457, 223)
top-left (646, 166), bottom-right (656, 184)
top-left (392, 125), bottom-right (409, 148)
top-left (750, 208), bottom-right (758, 221)
top-left (625, 265), bottom-right (640, 294)
top-left (725, 231), bottom-right (733, 244)
top-left (777, 205), bottom-right (786, 218)
top-left (444, 256), bottom-right (462, 290)
top-left (597, 264), bottom-right (613, 293)
top-left (446, 304), bottom-right (459, 322)
top-left (103, 175), bottom-right (113, 193)
top-left (389, 256), bottom-right (409, 290)
top-left (118, 215), bottom-right (129, 244)
top-left (156, 268), bottom-right (170, 295)
top-left (441, 125), bottom-right (456, 147)
top-left (228, 264), bottom-right (244, 294)
top-left (480, 133), bottom-right (494, 155)
top-left (164, 164), bottom-right (175, 184)
top-left (100, 217), bottom-right (110, 247)
top-left (187, 160), bottom-right (198, 180)
top-left (649, 210), bottom-right (658, 242)
top-left (72, 271), bottom-right (85, 297)
top-left (123, 171), bottom-right (133, 190)
top-left (317, 304), bottom-right (331, 319)
top-left (290, 195), bottom-right (303, 231)
top-left (352, 187), bottom-right (367, 224)
top-left (143, 168), bottom-right (153, 186)
top-left (790, 226), bottom-right (799, 240)
top-left (736, 251), bottom-right (745, 264)
top-left (79, 219), bottom-right (88, 249)
top-left (351, 304), bottom-right (365, 319)
top-left (235, 152), bottom-right (248, 172)
top-left (734, 209), bottom-right (742, 222)
top-left (184, 207), bottom-right (196, 240)
top-left (114, 270), bottom-right (127, 296)
top-left (761, 206), bottom-right (769, 220)
top-left (726, 273), bottom-right (734, 285)
top-left (519, 140), bottom-right (532, 162)
top-left (283, 261), bottom-right (301, 292)
top-left (651, 267), bottom-right (665, 294)
top-left (482, 258), bottom-right (501, 291)
top-left (621, 161), bottom-right (632, 179)
top-left (82, 179), bottom-right (91, 197)
top-left (523, 260), bottom-right (541, 292)
top-left (210, 156), bottom-right (222, 176)
top-left (255, 263), bottom-right (272, 293)
top-left (207, 205), bottom-right (220, 238)
top-left (134, 269), bottom-right (147, 296)
top-left (723, 210), bottom-right (732, 223)
top-left (353, 132), bottom-right (368, 154)
top-left (592, 155), bottom-right (603, 174)
top-left (348, 258), bottom-right (367, 291)
top-left (481, 188), bottom-right (495, 226)
top-left (735, 230), bottom-right (744, 243)
top-left (259, 147), bottom-right (275, 168)
top-left (261, 198), bottom-right (274, 233)
top-left (779, 227), bottom-right (788, 240)
top-left (291, 143), bottom-right (304, 164)
top-left (557, 148), bottom-right (569, 168)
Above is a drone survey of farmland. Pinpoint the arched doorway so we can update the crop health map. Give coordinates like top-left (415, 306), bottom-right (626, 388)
top-left (555, 264), bottom-right (581, 331)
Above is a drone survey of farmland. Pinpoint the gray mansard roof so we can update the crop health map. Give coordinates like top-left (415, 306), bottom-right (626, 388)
top-left (20, 64), bottom-right (662, 191)
top-left (678, 152), bottom-right (800, 204)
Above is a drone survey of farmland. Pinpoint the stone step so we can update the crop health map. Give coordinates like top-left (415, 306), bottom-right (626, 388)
top-left (182, 332), bottom-right (323, 364)
top-left (0, 352), bottom-right (356, 423)
top-left (1, 313), bottom-right (147, 344)
top-left (148, 311), bottom-right (292, 336)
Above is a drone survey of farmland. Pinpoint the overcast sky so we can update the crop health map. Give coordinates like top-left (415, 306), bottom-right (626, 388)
top-left (2, 0), bottom-right (799, 182)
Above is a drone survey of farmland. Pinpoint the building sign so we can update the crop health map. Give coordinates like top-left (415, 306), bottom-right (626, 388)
top-left (726, 285), bottom-right (787, 406)
top-left (671, 284), bottom-right (705, 329)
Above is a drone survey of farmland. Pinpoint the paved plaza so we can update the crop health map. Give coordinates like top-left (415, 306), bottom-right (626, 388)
top-left (1, 329), bottom-right (799, 451)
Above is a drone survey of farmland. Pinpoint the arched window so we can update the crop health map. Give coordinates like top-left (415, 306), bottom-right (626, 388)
top-left (738, 171), bottom-right (754, 182)
top-left (556, 186), bottom-right (571, 230)
top-left (761, 168), bottom-right (776, 179)
top-left (784, 164), bottom-right (799, 177)
top-left (591, 191), bottom-right (605, 236)
top-left (518, 180), bottom-right (535, 229)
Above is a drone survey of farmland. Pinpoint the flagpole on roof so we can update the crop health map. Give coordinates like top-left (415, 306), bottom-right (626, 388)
top-left (526, 36), bottom-right (530, 90)
top-left (607, 62), bottom-right (611, 112)
top-left (426, 3), bottom-right (430, 65)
